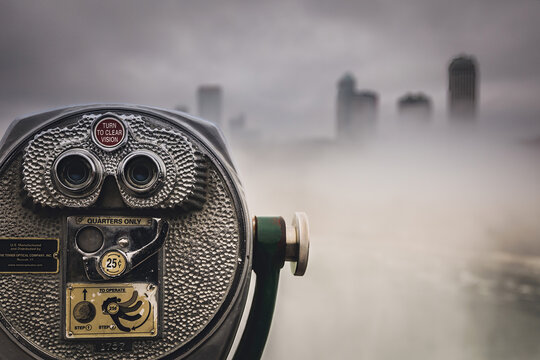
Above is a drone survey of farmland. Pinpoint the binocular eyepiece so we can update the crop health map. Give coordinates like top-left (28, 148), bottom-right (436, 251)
top-left (53, 149), bottom-right (104, 197)
top-left (0, 105), bottom-right (309, 360)
top-left (118, 150), bottom-right (165, 195)
top-left (52, 148), bottom-right (167, 198)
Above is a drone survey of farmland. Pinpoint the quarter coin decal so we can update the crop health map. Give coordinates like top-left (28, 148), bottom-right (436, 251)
top-left (99, 251), bottom-right (127, 277)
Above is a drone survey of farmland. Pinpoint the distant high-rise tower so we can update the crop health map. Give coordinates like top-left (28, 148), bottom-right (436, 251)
top-left (448, 55), bottom-right (478, 120)
top-left (174, 105), bottom-right (189, 113)
top-left (336, 73), bottom-right (378, 139)
top-left (229, 113), bottom-right (246, 133)
top-left (398, 92), bottom-right (432, 121)
top-left (337, 73), bottom-right (356, 138)
top-left (197, 85), bottom-right (223, 126)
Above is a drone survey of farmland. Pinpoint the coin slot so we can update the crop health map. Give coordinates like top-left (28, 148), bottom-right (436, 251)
top-left (76, 226), bottom-right (104, 254)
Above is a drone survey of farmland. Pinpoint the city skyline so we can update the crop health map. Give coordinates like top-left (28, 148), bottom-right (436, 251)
top-left (334, 54), bottom-right (477, 139)
top-left (208, 54), bottom-right (477, 140)
top-left (0, 0), bottom-right (539, 140)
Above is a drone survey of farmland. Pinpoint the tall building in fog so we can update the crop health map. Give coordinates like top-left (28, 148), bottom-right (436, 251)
top-left (448, 55), bottom-right (478, 120)
top-left (229, 113), bottom-right (246, 133)
top-left (197, 85), bottom-right (223, 126)
top-left (336, 73), bottom-right (378, 139)
top-left (398, 92), bottom-right (432, 121)
top-left (174, 105), bottom-right (189, 113)
top-left (336, 73), bottom-right (355, 137)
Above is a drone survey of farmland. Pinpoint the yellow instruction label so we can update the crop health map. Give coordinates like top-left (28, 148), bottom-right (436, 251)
top-left (66, 283), bottom-right (158, 339)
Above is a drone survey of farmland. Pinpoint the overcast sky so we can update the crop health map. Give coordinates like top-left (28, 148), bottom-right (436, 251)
top-left (1, 0), bottom-right (539, 138)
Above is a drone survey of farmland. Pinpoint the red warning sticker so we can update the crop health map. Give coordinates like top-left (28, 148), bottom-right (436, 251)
top-left (93, 117), bottom-right (126, 148)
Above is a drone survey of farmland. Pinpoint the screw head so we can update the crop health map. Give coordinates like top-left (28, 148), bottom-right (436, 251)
top-left (117, 237), bottom-right (129, 248)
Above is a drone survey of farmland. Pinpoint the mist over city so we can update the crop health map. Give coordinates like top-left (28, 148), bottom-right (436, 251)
top-left (1, 0), bottom-right (540, 359)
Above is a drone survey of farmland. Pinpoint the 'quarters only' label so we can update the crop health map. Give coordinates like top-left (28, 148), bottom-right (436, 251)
top-left (75, 216), bottom-right (152, 227)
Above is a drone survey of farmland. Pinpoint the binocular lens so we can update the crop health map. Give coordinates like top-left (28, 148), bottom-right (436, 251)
top-left (127, 157), bottom-right (155, 185)
top-left (52, 150), bottom-right (102, 197)
top-left (119, 152), bottom-right (164, 195)
top-left (59, 156), bottom-right (90, 186)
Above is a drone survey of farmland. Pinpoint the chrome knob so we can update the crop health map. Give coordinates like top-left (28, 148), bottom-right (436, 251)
top-left (285, 212), bottom-right (310, 276)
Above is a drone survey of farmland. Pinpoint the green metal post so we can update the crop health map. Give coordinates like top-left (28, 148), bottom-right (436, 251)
top-left (233, 216), bottom-right (286, 360)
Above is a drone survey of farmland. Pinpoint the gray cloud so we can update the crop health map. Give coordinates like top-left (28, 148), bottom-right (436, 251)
top-left (0, 0), bottom-right (539, 137)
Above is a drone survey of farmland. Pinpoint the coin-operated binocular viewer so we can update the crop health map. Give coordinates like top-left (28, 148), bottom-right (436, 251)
top-left (0, 105), bottom-right (309, 360)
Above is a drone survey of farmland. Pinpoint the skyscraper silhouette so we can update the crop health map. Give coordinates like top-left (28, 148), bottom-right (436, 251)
top-left (398, 93), bottom-right (432, 121)
top-left (448, 55), bottom-right (478, 120)
top-left (197, 85), bottom-right (223, 127)
top-left (336, 73), bottom-right (378, 139)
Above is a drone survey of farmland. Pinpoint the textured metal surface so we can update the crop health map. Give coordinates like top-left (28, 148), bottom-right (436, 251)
top-left (23, 113), bottom-right (207, 209)
top-left (0, 110), bottom-right (245, 359)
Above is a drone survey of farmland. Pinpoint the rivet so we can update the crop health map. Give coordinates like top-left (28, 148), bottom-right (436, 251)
top-left (117, 237), bottom-right (129, 248)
